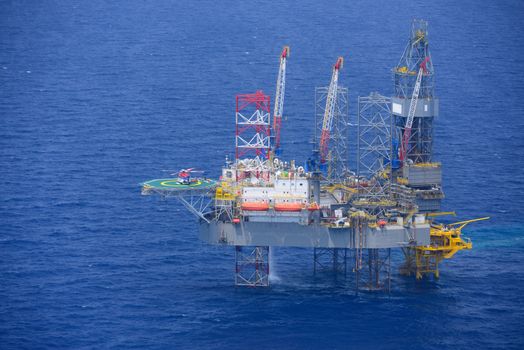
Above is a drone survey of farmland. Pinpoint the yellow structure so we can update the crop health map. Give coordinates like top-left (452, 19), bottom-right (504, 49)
top-left (214, 184), bottom-right (236, 201)
top-left (402, 217), bottom-right (489, 279)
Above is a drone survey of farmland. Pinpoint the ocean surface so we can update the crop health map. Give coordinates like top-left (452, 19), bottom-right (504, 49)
top-left (1, 0), bottom-right (524, 349)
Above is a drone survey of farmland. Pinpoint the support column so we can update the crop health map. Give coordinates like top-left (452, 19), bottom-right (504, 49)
top-left (400, 246), bottom-right (417, 277)
top-left (355, 248), bottom-right (391, 292)
top-left (313, 248), bottom-right (348, 275)
top-left (235, 246), bottom-right (269, 287)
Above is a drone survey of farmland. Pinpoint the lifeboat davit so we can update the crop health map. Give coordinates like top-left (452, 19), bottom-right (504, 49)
top-left (241, 202), bottom-right (269, 211)
top-left (274, 202), bottom-right (304, 212)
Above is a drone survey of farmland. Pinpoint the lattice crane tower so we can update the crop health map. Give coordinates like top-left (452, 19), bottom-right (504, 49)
top-left (320, 57), bottom-right (344, 165)
top-left (272, 46), bottom-right (289, 157)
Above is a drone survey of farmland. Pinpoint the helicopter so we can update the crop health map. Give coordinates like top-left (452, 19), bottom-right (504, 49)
top-left (170, 168), bottom-right (204, 185)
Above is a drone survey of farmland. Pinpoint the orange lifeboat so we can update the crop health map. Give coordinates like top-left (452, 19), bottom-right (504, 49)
top-left (274, 202), bottom-right (304, 212)
top-left (241, 202), bottom-right (269, 211)
top-left (307, 203), bottom-right (320, 211)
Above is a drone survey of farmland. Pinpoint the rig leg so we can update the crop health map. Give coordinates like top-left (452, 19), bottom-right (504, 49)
top-left (235, 246), bottom-right (269, 287)
top-left (400, 247), bottom-right (417, 277)
top-left (415, 249), bottom-right (441, 280)
top-left (313, 248), bottom-right (348, 275)
top-left (402, 247), bottom-right (442, 280)
top-left (355, 248), bottom-right (391, 293)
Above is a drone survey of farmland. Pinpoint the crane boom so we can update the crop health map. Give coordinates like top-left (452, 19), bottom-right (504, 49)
top-left (319, 57), bottom-right (343, 164)
top-left (272, 46), bottom-right (289, 155)
top-left (399, 57), bottom-right (430, 162)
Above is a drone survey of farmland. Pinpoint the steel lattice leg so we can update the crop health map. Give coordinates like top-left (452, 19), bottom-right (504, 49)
top-left (355, 248), bottom-right (391, 293)
top-left (313, 248), bottom-right (348, 275)
top-left (235, 246), bottom-right (269, 287)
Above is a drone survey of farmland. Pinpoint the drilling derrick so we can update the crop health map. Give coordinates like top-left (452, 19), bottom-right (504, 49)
top-left (392, 19), bottom-right (443, 213)
top-left (393, 19), bottom-right (437, 165)
top-left (272, 46), bottom-right (289, 157)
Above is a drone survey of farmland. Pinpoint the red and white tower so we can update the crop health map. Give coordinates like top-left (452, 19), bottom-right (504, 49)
top-left (235, 91), bottom-right (271, 160)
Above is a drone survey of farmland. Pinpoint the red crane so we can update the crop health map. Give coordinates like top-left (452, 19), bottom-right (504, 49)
top-left (399, 56), bottom-right (430, 163)
top-left (272, 46), bottom-right (289, 156)
top-left (319, 57), bottom-right (343, 164)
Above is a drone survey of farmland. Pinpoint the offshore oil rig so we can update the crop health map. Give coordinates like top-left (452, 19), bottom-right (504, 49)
top-left (141, 20), bottom-right (488, 291)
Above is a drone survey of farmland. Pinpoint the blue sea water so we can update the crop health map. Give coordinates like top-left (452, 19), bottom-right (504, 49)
top-left (1, 0), bottom-right (524, 349)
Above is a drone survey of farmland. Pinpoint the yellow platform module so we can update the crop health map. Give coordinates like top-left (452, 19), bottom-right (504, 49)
top-left (214, 184), bottom-right (237, 201)
top-left (402, 217), bottom-right (489, 279)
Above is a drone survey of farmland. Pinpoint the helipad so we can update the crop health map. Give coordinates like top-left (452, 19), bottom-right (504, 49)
top-left (141, 178), bottom-right (217, 194)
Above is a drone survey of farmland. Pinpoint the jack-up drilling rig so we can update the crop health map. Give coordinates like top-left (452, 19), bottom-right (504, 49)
top-left (141, 21), bottom-right (488, 291)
